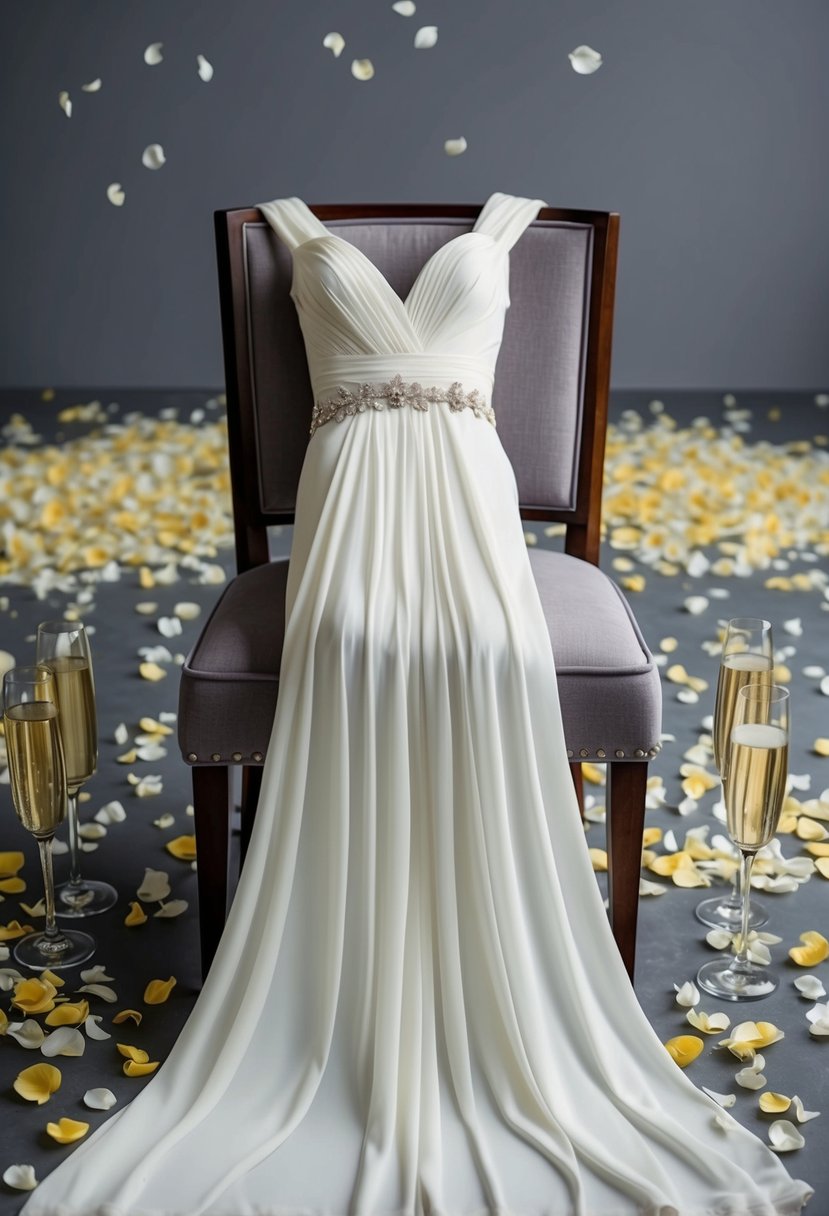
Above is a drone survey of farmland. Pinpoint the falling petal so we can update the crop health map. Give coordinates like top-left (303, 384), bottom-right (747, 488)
top-left (106, 183), bottom-right (125, 207)
top-left (13, 1063), bottom-right (62, 1104)
top-left (144, 42), bottom-right (163, 65)
top-left (323, 32), bottom-right (345, 57)
top-left (58, 91), bottom-right (72, 117)
top-left (414, 25), bottom-right (438, 48)
top-left (84, 1087), bottom-right (117, 1110)
top-left (2, 1164), bottom-right (38, 1191)
top-left (351, 58), bottom-right (375, 80)
top-left (196, 54), bottom-right (213, 81)
top-left (141, 144), bottom-right (166, 171)
top-left (392, 0), bottom-right (416, 12)
top-left (46, 1117), bottom-right (89, 1144)
top-left (81, 78), bottom-right (102, 92)
top-left (568, 45), bottom-right (603, 74)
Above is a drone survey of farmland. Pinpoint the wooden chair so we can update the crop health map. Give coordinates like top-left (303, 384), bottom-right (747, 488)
top-left (178, 200), bottom-right (662, 985)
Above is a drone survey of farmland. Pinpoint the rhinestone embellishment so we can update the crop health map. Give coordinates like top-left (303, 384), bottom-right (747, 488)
top-left (310, 374), bottom-right (496, 436)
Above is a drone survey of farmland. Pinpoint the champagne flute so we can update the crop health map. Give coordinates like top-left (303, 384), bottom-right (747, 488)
top-left (3, 666), bottom-right (95, 968)
top-left (697, 683), bottom-right (789, 1000)
top-left (695, 617), bottom-right (773, 931)
top-left (36, 621), bottom-right (118, 916)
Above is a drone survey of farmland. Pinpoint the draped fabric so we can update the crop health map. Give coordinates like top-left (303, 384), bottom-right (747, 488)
top-left (22, 193), bottom-right (813, 1216)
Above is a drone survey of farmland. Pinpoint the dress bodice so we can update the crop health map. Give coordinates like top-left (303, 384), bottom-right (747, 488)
top-left (257, 192), bottom-right (547, 431)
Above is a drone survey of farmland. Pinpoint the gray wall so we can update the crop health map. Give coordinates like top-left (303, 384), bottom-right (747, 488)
top-left (2, 0), bottom-right (828, 391)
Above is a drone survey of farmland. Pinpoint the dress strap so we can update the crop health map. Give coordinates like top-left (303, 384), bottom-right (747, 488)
top-left (257, 196), bottom-right (330, 250)
top-left (473, 191), bottom-right (548, 251)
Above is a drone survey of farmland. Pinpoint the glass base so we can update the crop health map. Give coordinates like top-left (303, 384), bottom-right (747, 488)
top-left (14, 927), bottom-right (96, 970)
top-left (697, 955), bottom-right (778, 1001)
top-left (55, 878), bottom-right (119, 918)
top-left (694, 893), bottom-right (768, 931)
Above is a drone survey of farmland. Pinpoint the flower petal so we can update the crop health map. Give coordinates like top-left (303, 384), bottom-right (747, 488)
top-left (41, 1027), bottom-right (85, 1058)
top-left (664, 1035), bottom-right (704, 1068)
top-left (144, 976), bottom-right (176, 1004)
top-left (13, 1063), bottom-right (61, 1104)
top-left (350, 59), bottom-right (374, 80)
top-left (673, 981), bottom-right (699, 1008)
top-left (568, 44), bottom-right (602, 74)
top-left (768, 1120), bottom-right (805, 1152)
top-left (789, 930), bottom-right (829, 967)
top-left (323, 32), bottom-right (345, 57)
top-left (444, 137), bottom-right (467, 157)
top-left (414, 25), bottom-right (438, 48)
top-left (46, 1117), bottom-right (89, 1144)
top-left (2, 1164), bottom-right (38, 1190)
top-left (143, 42), bottom-right (163, 64)
top-left (83, 1087), bottom-right (117, 1110)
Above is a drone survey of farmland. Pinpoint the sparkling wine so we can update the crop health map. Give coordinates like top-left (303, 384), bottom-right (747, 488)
top-left (725, 722), bottom-right (788, 851)
top-left (40, 656), bottom-right (97, 792)
top-left (5, 702), bottom-right (68, 837)
top-left (713, 653), bottom-right (773, 774)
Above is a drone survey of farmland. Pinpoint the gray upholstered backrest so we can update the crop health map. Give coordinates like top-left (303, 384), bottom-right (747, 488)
top-left (242, 215), bottom-right (594, 517)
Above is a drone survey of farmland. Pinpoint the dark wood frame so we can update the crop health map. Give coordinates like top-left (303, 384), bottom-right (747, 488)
top-left (196, 201), bottom-right (646, 984)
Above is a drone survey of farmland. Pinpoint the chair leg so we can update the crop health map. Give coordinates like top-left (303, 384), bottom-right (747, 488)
top-left (570, 762), bottom-right (585, 819)
top-left (192, 765), bottom-right (233, 984)
top-left (240, 765), bottom-right (263, 870)
top-left (606, 760), bottom-right (648, 985)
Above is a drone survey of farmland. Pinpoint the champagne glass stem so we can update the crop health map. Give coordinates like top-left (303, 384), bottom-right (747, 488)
top-left (66, 791), bottom-right (84, 890)
top-left (37, 837), bottom-right (64, 951)
top-left (733, 850), bottom-right (755, 974)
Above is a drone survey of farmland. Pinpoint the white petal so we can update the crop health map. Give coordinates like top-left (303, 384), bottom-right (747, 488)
top-left (713, 1111), bottom-right (737, 1132)
top-left (84, 1087), bottom-right (117, 1110)
top-left (702, 1087), bottom-right (736, 1109)
top-left (2, 1164), bottom-right (37, 1191)
top-left (768, 1120), bottom-right (806, 1152)
top-left (6, 1019), bottom-right (46, 1048)
top-left (568, 44), bottom-right (603, 74)
top-left (41, 1026), bottom-right (86, 1057)
top-left (154, 899), bottom-right (189, 918)
top-left (153, 812), bottom-right (175, 829)
top-left (136, 743), bottom-right (168, 761)
top-left (803, 666), bottom-right (826, 679)
top-left (157, 616), bottom-right (182, 638)
top-left (686, 551), bottom-right (710, 578)
top-left (323, 32), bottom-right (345, 57)
top-left (106, 183), bottom-right (125, 207)
top-left (58, 91), bottom-right (72, 117)
top-left (414, 25), bottom-right (438, 48)
top-left (638, 878), bottom-right (666, 896)
top-left (173, 602), bottom-right (201, 621)
top-left (788, 772), bottom-right (812, 792)
top-left (78, 822), bottom-right (107, 840)
top-left (392, 0), bottom-right (416, 13)
top-left (706, 928), bottom-right (734, 951)
top-left (84, 1014), bottom-right (111, 1040)
top-left (144, 42), bottom-right (164, 65)
top-left (51, 838), bottom-right (69, 855)
top-left (95, 800), bottom-right (127, 824)
top-left (81, 78), bottom-right (102, 92)
top-left (114, 723), bottom-right (129, 745)
top-left (674, 980), bottom-right (700, 1007)
top-left (684, 596), bottom-right (709, 615)
top-left (0, 966), bottom-right (24, 991)
top-left (137, 867), bottom-right (171, 902)
top-left (678, 795), bottom-right (699, 814)
top-left (196, 54), bottom-right (213, 81)
top-left (138, 644), bottom-right (173, 663)
top-left (791, 1095), bottom-right (821, 1123)
top-left (735, 1067), bottom-right (767, 1090)
top-left (444, 137), bottom-right (467, 157)
top-left (794, 975), bottom-right (827, 1000)
top-left (676, 688), bottom-right (699, 705)
top-left (783, 617), bottom-right (803, 637)
top-left (142, 143), bottom-right (166, 170)
top-left (351, 58), bottom-right (375, 80)
top-left (77, 983), bottom-right (118, 1002)
top-left (820, 675), bottom-right (829, 697)
top-left (80, 964), bottom-right (115, 984)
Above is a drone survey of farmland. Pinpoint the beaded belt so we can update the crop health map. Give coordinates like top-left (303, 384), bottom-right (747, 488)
top-left (310, 373), bottom-right (496, 437)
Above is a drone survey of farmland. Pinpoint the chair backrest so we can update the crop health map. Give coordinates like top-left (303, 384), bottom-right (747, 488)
top-left (214, 201), bottom-right (620, 571)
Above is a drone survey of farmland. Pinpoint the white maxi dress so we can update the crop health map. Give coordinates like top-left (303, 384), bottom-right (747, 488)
top-left (22, 191), bottom-right (814, 1216)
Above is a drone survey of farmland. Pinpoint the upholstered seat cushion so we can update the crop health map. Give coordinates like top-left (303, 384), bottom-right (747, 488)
top-left (178, 552), bottom-right (661, 766)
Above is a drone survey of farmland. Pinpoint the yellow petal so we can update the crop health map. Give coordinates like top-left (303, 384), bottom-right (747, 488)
top-left (759, 1092), bottom-right (792, 1114)
top-left (144, 976), bottom-right (176, 1005)
top-left (12, 977), bottom-right (58, 1014)
top-left (664, 1035), bottom-right (704, 1068)
top-left (789, 931), bottom-right (829, 967)
top-left (45, 999), bottom-right (89, 1026)
top-left (112, 1009), bottom-right (143, 1026)
top-left (649, 851), bottom-right (696, 876)
top-left (795, 817), bottom-right (828, 842)
top-left (589, 848), bottom-right (608, 872)
top-left (13, 1063), bottom-right (62, 1104)
top-left (123, 1059), bottom-right (160, 1077)
top-left (620, 574), bottom-right (646, 592)
top-left (116, 1043), bottom-right (149, 1063)
top-left (165, 835), bottom-right (197, 861)
top-left (0, 876), bottom-right (26, 894)
top-left (666, 664), bottom-right (691, 685)
top-left (659, 637), bottom-right (678, 653)
top-left (139, 661), bottom-right (167, 681)
top-left (125, 900), bottom-right (148, 926)
top-left (0, 920), bottom-right (35, 942)
top-left (0, 1008), bottom-right (8, 1034)
top-left (642, 828), bottom-right (663, 847)
top-left (813, 738), bottom-right (829, 757)
top-left (38, 969), bottom-right (65, 988)
top-left (0, 850), bottom-right (25, 877)
top-left (581, 763), bottom-right (605, 786)
top-left (805, 842), bottom-right (829, 857)
top-left (139, 717), bottom-right (173, 736)
top-left (672, 866), bottom-right (711, 889)
top-left (45, 1116), bottom-right (90, 1143)
top-left (815, 858), bottom-right (829, 879)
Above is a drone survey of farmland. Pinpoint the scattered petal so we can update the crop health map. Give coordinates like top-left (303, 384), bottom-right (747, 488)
top-left (673, 981), bottom-right (699, 1008)
top-left (44, 1000), bottom-right (89, 1026)
top-left (789, 931), bottom-right (829, 967)
top-left (768, 1120), bottom-right (805, 1152)
top-left (84, 1015), bottom-right (111, 1041)
top-left (41, 1027), bottom-right (85, 1058)
top-left (106, 183), bottom-right (125, 207)
top-left (154, 899), bottom-right (188, 918)
top-left (2, 1164), bottom-right (38, 1190)
top-left (137, 868), bottom-right (171, 902)
top-left (13, 1063), bottom-right (61, 1104)
top-left (444, 137), bottom-right (467, 157)
top-left (144, 976), bottom-right (176, 1004)
top-left (351, 59), bottom-right (374, 80)
top-left (196, 54), bottom-right (213, 81)
top-left (46, 1117), bottom-right (89, 1144)
top-left (568, 44), bottom-right (602, 74)
top-left (392, 0), bottom-right (416, 12)
top-left (794, 975), bottom-right (827, 1000)
top-left (84, 1087), bottom-right (117, 1110)
top-left (323, 32), bottom-right (345, 57)
top-left (702, 1087), bottom-right (736, 1109)
top-left (165, 834), bottom-right (196, 861)
top-left (414, 25), bottom-right (438, 48)
top-left (6, 1019), bottom-right (46, 1049)
top-left (144, 42), bottom-right (163, 65)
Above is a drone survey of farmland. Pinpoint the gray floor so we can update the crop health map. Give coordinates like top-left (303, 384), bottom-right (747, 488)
top-left (0, 389), bottom-right (826, 1212)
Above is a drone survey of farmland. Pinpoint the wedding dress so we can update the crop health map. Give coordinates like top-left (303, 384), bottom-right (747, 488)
top-left (22, 192), bottom-right (814, 1216)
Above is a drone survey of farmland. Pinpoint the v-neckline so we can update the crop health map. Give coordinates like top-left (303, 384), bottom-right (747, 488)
top-left (290, 197), bottom-right (497, 312)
